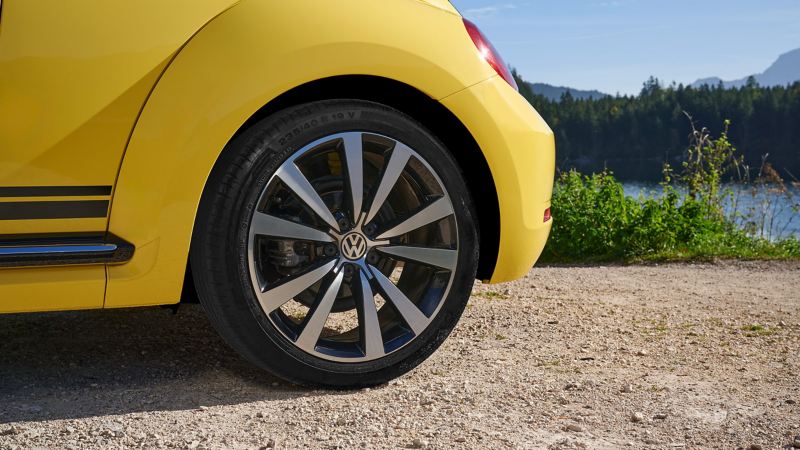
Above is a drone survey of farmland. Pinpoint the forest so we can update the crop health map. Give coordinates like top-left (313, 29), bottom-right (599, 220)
top-left (514, 72), bottom-right (800, 181)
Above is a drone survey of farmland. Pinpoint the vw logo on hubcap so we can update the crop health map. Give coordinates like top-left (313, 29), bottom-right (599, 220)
top-left (341, 232), bottom-right (367, 260)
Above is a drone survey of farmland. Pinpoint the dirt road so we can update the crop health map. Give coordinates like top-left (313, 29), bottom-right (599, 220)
top-left (1, 261), bottom-right (798, 449)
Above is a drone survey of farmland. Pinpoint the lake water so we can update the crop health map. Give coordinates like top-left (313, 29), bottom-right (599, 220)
top-left (621, 182), bottom-right (800, 239)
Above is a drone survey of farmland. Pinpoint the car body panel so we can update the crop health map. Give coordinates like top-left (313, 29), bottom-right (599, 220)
top-left (0, 0), bottom-right (554, 313)
top-left (0, 266), bottom-right (105, 313)
top-left (0, 0), bottom-right (237, 312)
top-left (414, 0), bottom-right (460, 15)
top-left (105, 0), bottom-right (495, 308)
top-left (441, 76), bottom-right (555, 283)
top-left (0, 0), bottom-right (235, 230)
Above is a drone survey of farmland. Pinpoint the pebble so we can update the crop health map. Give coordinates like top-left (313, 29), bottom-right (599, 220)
top-left (631, 412), bottom-right (645, 423)
top-left (454, 437), bottom-right (466, 443)
top-left (411, 438), bottom-right (428, 448)
top-left (566, 424), bottom-right (583, 432)
top-left (653, 413), bottom-right (668, 420)
top-left (748, 444), bottom-right (763, 450)
top-left (621, 384), bottom-right (634, 393)
top-left (636, 349), bottom-right (649, 356)
top-left (1, 426), bottom-right (21, 436)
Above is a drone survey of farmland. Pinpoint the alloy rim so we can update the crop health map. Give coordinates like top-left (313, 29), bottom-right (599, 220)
top-left (247, 132), bottom-right (458, 362)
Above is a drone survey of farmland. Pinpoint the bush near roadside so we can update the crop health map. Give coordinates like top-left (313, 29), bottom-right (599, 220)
top-left (540, 119), bottom-right (800, 263)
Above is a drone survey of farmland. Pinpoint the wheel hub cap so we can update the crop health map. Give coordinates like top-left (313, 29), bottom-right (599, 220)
top-left (340, 232), bottom-right (367, 260)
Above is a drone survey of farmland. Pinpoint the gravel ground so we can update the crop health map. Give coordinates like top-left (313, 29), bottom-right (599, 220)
top-left (1, 261), bottom-right (799, 450)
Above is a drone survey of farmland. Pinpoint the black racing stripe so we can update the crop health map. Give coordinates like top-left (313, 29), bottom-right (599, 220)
top-left (0, 185), bottom-right (112, 197)
top-left (0, 201), bottom-right (109, 220)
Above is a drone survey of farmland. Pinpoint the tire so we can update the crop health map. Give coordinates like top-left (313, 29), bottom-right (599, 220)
top-left (191, 100), bottom-right (478, 387)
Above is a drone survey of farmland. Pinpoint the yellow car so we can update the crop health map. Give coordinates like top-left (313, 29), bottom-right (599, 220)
top-left (0, 0), bottom-right (554, 386)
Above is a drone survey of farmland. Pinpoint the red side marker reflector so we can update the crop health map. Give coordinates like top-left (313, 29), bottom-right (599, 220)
top-left (543, 207), bottom-right (552, 223)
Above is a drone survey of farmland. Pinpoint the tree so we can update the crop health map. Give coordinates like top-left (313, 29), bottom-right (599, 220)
top-left (513, 75), bottom-right (800, 181)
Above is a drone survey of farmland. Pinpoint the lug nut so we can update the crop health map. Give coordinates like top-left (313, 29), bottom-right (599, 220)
top-left (364, 223), bottom-right (377, 236)
top-left (367, 251), bottom-right (380, 264)
top-left (343, 265), bottom-right (355, 277)
top-left (337, 218), bottom-right (350, 230)
top-left (323, 244), bottom-right (338, 256)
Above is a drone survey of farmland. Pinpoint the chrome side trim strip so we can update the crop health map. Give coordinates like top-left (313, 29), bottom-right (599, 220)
top-left (0, 233), bottom-right (134, 268)
top-left (0, 244), bottom-right (118, 255)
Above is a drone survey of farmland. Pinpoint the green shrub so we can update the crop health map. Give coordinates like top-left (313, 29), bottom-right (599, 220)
top-left (541, 170), bottom-right (800, 262)
top-left (541, 118), bottom-right (800, 262)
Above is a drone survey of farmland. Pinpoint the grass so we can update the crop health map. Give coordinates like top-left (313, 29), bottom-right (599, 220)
top-left (740, 324), bottom-right (778, 337)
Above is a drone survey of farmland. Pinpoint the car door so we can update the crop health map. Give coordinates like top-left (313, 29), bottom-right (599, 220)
top-left (0, 0), bottom-right (236, 313)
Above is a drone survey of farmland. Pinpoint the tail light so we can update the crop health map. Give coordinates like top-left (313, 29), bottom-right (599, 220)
top-left (463, 19), bottom-right (518, 91)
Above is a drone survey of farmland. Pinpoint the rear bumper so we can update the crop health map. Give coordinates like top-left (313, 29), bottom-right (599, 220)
top-left (441, 76), bottom-right (555, 283)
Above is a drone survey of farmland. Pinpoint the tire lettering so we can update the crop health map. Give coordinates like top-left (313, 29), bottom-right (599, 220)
top-left (275, 111), bottom-right (361, 145)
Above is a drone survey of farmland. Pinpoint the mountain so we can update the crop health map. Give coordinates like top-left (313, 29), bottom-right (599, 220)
top-left (527, 82), bottom-right (609, 101)
top-left (692, 47), bottom-right (800, 89)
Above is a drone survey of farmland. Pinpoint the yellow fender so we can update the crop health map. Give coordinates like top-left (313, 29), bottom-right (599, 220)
top-left (106, 0), bottom-right (496, 307)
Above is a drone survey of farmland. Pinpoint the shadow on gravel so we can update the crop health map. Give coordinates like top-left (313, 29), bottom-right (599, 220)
top-left (0, 304), bottom-right (320, 423)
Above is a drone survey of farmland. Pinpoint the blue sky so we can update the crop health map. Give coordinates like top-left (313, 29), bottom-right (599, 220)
top-left (451, 0), bottom-right (800, 95)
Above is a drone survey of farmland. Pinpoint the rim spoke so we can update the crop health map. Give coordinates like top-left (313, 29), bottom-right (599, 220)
top-left (370, 266), bottom-right (428, 335)
top-left (250, 211), bottom-right (334, 242)
top-left (378, 246), bottom-right (457, 271)
top-left (364, 143), bottom-right (412, 224)
top-left (276, 163), bottom-right (340, 232)
top-left (257, 260), bottom-right (336, 313)
top-left (295, 270), bottom-right (344, 353)
top-left (357, 270), bottom-right (384, 358)
top-left (376, 197), bottom-right (453, 240)
top-left (341, 133), bottom-right (364, 223)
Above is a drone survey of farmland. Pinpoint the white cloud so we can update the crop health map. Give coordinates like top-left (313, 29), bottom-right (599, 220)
top-left (464, 3), bottom-right (517, 17)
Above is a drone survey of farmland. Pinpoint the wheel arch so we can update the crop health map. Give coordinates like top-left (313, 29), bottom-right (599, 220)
top-left (179, 76), bottom-right (501, 302)
top-left (228, 76), bottom-right (500, 280)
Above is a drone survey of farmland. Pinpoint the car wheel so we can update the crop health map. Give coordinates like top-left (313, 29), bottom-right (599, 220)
top-left (191, 100), bottom-right (478, 387)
